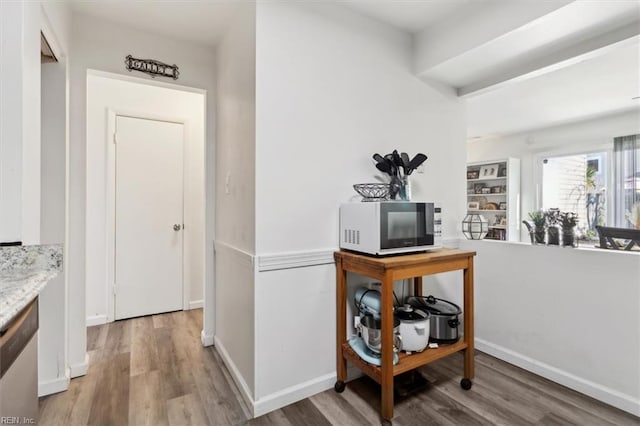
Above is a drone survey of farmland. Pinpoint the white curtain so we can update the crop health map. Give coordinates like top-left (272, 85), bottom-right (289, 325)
top-left (613, 134), bottom-right (639, 228)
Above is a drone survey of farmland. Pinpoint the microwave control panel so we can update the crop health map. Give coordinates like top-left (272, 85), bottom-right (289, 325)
top-left (434, 205), bottom-right (442, 240)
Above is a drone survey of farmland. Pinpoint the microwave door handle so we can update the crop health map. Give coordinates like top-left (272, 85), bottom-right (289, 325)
top-left (425, 204), bottom-right (434, 236)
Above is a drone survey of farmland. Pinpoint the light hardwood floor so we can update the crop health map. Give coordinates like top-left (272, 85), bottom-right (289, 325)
top-left (39, 310), bottom-right (639, 425)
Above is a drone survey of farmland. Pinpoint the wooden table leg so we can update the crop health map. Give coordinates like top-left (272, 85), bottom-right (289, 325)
top-left (381, 271), bottom-right (394, 421)
top-left (463, 257), bottom-right (475, 381)
top-left (413, 276), bottom-right (423, 297)
top-left (336, 258), bottom-right (348, 387)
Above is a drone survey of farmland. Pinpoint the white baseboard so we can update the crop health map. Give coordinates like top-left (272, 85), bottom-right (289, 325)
top-left (86, 314), bottom-right (108, 327)
top-left (213, 336), bottom-right (360, 418)
top-left (69, 353), bottom-right (89, 378)
top-left (201, 330), bottom-right (214, 347)
top-left (254, 372), bottom-right (335, 418)
top-left (475, 338), bottom-right (640, 417)
top-left (214, 336), bottom-right (255, 415)
top-left (189, 300), bottom-right (203, 310)
top-left (38, 374), bottom-right (70, 397)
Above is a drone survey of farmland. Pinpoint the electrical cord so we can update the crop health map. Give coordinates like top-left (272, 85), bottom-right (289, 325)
top-left (393, 289), bottom-right (401, 307)
top-left (402, 280), bottom-right (406, 305)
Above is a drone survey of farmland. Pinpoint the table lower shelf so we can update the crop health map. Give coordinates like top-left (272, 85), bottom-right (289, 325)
top-left (341, 340), bottom-right (468, 384)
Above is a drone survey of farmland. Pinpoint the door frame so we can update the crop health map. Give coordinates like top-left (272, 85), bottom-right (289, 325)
top-left (106, 110), bottom-right (188, 322)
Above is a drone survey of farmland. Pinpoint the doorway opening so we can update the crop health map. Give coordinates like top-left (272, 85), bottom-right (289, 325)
top-left (85, 71), bottom-right (206, 326)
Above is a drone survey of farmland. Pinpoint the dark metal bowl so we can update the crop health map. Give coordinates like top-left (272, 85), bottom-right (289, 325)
top-left (353, 183), bottom-right (390, 201)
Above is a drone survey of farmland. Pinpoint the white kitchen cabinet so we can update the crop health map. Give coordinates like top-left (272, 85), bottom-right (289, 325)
top-left (466, 158), bottom-right (521, 241)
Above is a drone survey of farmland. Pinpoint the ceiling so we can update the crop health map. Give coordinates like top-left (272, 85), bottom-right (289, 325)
top-left (70, 0), bottom-right (472, 45)
top-left (68, 0), bottom-right (640, 138)
top-left (342, 0), bottom-right (478, 33)
top-left (70, 0), bottom-right (239, 47)
top-left (424, 1), bottom-right (640, 89)
top-left (466, 39), bottom-right (640, 139)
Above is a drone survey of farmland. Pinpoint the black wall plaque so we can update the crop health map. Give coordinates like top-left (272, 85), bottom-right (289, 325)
top-left (125, 55), bottom-right (179, 80)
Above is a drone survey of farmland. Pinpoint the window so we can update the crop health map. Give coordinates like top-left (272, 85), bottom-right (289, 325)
top-left (540, 134), bottom-right (640, 240)
top-left (542, 151), bottom-right (607, 239)
top-left (613, 135), bottom-right (640, 229)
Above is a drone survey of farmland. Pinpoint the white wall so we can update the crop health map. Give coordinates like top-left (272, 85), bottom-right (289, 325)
top-left (215, 5), bottom-right (256, 253)
top-left (85, 73), bottom-right (205, 321)
top-left (213, 2), bottom-right (256, 404)
top-left (460, 239), bottom-right (640, 416)
top-left (251, 1), bottom-right (466, 413)
top-left (213, 242), bottom-right (256, 405)
top-left (0, 1), bottom-right (41, 244)
top-left (254, 263), bottom-right (336, 413)
top-left (39, 59), bottom-right (68, 396)
top-left (41, 0), bottom-right (73, 393)
top-left (21, 2), bottom-right (42, 245)
top-left (0, 2), bottom-right (23, 243)
top-left (255, 2), bottom-right (465, 255)
top-left (68, 14), bottom-right (216, 373)
top-left (467, 110), bottom-right (640, 241)
top-left (0, 0), bottom-right (71, 395)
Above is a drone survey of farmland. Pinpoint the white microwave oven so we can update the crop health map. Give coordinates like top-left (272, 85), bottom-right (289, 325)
top-left (339, 201), bottom-right (442, 256)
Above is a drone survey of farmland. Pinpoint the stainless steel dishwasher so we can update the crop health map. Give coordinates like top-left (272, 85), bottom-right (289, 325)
top-left (0, 297), bottom-right (39, 423)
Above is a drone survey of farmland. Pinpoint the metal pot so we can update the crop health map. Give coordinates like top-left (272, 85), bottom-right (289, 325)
top-left (359, 315), bottom-right (402, 354)
top-left (395, 304), bottom-right (430, 353)
top-left (407, 295), bottom-right (461, 343)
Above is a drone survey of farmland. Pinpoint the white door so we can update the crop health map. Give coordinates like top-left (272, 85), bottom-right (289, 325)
top-left (114, 115), bottom-right (184, 320)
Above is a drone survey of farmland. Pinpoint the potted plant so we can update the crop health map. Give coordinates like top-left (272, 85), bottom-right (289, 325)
top-left (545, 209), bottom-right (561, 245)
top-left (528, 211), bottom-right (546, 244)
top-left (560, 211), bottom-right (578, 247)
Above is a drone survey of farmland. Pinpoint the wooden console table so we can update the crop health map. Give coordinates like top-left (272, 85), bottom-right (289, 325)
top-left (334, 248), bottom-right (477, 421)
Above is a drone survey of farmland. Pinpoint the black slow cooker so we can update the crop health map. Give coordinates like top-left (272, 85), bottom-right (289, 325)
top-left (407, 295), bottom-right (461, 343)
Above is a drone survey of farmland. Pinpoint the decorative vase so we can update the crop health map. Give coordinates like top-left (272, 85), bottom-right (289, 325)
top-left (562, 227), bottom-right (577, 247)
top-left (534, 226), bottom-right (546, 244)
top-left (389, 176), bottom-right (402, 200)
top-left (547, 226), bottom-right (560, 245)
top-left (399, 176), bottom-right (411, 201)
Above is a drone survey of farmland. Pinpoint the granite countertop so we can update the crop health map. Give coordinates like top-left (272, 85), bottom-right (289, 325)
top-left (0, 244), bottom-right (63, 331)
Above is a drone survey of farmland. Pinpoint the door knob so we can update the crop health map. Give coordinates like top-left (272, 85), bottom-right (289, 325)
top-left (173, 224), bottom-right (181, 231)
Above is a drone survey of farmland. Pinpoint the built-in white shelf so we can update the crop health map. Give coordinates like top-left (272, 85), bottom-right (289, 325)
top-left (466, 158), bottom-right (521, 242)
